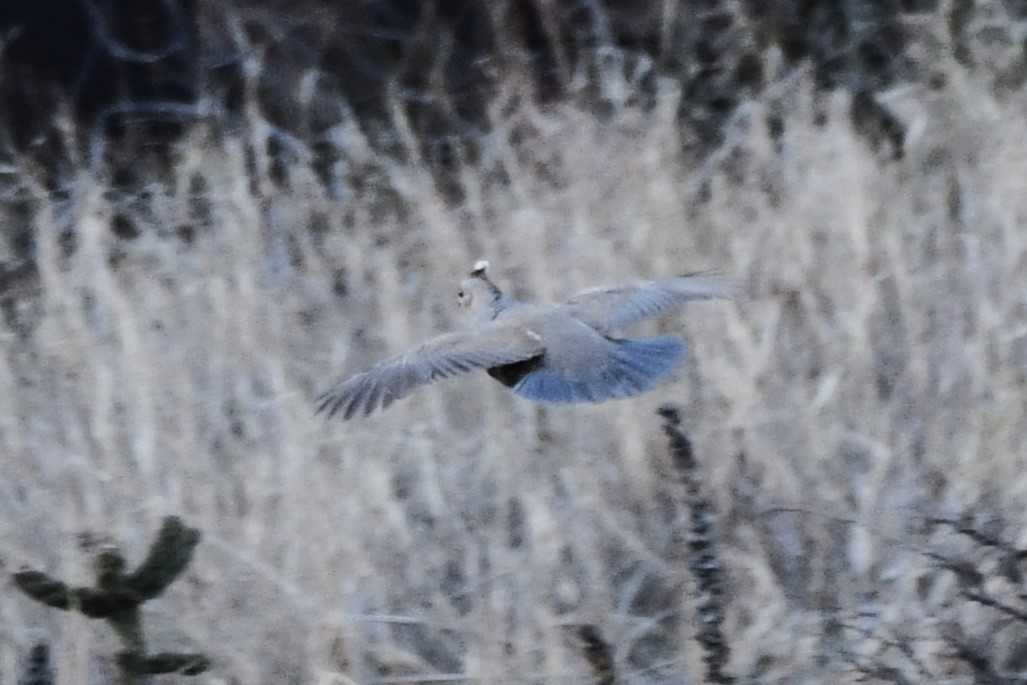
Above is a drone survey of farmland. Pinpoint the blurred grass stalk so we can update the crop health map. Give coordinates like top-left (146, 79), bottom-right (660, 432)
top-left (0, 4), bottom-right (1025, 683)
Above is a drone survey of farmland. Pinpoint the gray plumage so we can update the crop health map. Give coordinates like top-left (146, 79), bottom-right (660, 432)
top-left (316, 261), bottom-right (735, 420)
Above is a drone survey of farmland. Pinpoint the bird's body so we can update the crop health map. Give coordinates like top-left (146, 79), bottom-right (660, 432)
top-left (316, 261), bottom-right (735, 420)
top-left (482, 303), bottom-right (685, 403)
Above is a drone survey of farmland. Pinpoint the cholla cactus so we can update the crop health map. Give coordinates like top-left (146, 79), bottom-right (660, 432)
top-left (12, 516), bottom-right (208, 685)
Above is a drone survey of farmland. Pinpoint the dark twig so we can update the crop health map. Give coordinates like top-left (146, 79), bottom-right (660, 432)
top-left (17, 643), bottom-right (53, 685)
top-left (658, 405), bottom-right (734, 684)
top-left (576, 624), bottom-right (616, 685)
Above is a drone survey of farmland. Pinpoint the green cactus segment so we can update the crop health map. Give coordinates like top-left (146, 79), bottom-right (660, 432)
top-left (12, 570), bottom-right (141, 617)
top-left (125, 517), bottom-right (202, 600)
top-left (118, 651), bottom-right (210, 676)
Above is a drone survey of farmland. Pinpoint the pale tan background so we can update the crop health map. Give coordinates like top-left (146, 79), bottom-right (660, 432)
top-left (2, 11), bottom-right (1026, 684)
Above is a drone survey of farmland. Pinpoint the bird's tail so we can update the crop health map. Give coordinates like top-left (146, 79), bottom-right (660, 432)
top-left (610, 336), bottom-right (686, 395)
top-left (512, 336), bottom-right (685, 403)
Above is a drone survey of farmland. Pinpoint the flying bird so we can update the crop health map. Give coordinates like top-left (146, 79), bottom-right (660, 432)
top-left (316, 261), bottom-right (735, 420)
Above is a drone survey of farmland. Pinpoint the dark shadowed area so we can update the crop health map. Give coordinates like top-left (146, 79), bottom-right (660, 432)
top-left (1, 1), bottom-right (1026, 683)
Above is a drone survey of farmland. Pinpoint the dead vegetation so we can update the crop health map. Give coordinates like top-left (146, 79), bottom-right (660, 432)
top-left (1, 2), bottom-right (1026, 683)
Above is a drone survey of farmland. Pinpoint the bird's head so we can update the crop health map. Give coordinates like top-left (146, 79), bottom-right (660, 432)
top-left (457, 260), bottom-right (511, 319)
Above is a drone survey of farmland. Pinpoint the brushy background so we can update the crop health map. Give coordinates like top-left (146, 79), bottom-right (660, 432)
top-left (2, 2), bottom-right (1026, 683)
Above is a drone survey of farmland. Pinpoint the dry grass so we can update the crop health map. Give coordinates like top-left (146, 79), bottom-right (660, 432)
top-left (2, 14), bottom-right (1027, 685)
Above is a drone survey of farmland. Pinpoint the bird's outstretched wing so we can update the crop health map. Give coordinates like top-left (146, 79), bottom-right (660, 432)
top-left (316, 323), bottom-right (544, 420)
top-left (563, 272), bottom-right (738, 335)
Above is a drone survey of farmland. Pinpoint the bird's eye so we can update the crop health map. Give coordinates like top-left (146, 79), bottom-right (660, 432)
top-left (458, 289), bottom-right (465, 299)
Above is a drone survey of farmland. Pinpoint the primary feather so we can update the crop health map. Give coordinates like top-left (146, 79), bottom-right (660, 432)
top-left (564, 272), bottom-right (738, 335)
